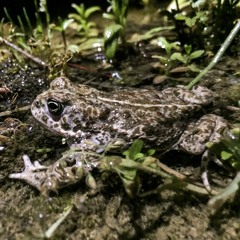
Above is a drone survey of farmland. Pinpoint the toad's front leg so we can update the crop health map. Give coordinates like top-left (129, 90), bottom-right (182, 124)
top-left (9, 153), bottom-right (95, 195)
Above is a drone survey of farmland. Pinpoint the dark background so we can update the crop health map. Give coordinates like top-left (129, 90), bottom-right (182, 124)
top-left (0, 0), bottom-right (108, 22)
top-left (0, 0), bottom-right (148, 23)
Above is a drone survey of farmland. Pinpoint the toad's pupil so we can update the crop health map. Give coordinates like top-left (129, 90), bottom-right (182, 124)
top-left (47, 99), bottom-right (64, 115)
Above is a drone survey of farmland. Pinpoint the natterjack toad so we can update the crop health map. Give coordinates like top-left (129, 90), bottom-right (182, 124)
top-left (9, 77), bottom-right (228, 193)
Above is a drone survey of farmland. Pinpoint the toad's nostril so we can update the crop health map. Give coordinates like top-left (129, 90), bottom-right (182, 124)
top-left (35, 100), bottom-right (41, 108)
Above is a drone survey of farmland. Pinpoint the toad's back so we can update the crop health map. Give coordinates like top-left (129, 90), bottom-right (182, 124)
top-left (31, 77), bottom-right (214, 152)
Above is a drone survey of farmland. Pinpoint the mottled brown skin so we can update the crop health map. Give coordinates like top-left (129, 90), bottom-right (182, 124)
top-left (31, 77), bottom-right (227, 154)
top-left (10, 77), bottom-right (228, 193)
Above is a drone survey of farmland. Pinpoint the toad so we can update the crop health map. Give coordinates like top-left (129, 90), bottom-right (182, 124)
top-left (9, 77), bottom-right (228, 193)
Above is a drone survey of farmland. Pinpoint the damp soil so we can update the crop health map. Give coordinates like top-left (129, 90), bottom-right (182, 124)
top-left (1, 7), bottom-right (240, 240)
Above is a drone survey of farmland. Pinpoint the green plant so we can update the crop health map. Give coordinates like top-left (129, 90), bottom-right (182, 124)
top-left (212, 0), bottom-right (240, 47)
top-left (103, 0), bottom-right (129, 59)
top-left (103, 0), bottom-right (129, 30)
top-left (152, 37), bottom-right (180, 74)
top-left (207, 128), bottom-right (240, 170)
top-left (131, 26), bottom-right (175, 42)
top-left (187, 19), bottom-right (240, 89)
top-left (171, 44), bottom-right (204, 71)
top-left (161, 2), bottom-right (207, 49)
top-left (3, 0), bottom-right (52, 54)
top-left (101, 139), bottom-right (210, 197)
top-left (174, 11), bottom-right (208, 30)
top-left (165, 0), bottom-right (240, 50)
top-left (152, 38), bottom-right (204, 74)
top-left (36, 146), bottom-right (53, 159)
top-left (206, 127), bottom-right (240, 213)
top-left (102, 139), bottom-right (156, 197)
top-left (123, 139), bottom-right (155, 161)
top-left (171, 44), bottom-right (204, 64)
top-left (51, 17), bottom-right (74, 50)
top-left (68, 3), bottom-right (100, 38)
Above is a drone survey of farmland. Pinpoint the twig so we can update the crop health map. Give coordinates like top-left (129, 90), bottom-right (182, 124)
top-left (132, 161), bottom-right (217, 195)
top-left (0, 105), bottom-right (31, 117)
top-left (208, 172), bottom-right (240, 214)
top-left (156, 160), bottom-right (188, 180)
top-left (139, 178), bottom-right (215, 197)
top-left (0, 37), bottom-right (48, 68)
top-left (187, 20), bottom-right (240, 89)
top-left (44, 204), bottom-right (73, 238)
top-left (226, 106), bottom-right (240, 112)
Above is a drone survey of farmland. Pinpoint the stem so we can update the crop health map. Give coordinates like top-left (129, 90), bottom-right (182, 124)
top-left (45, 205), bottom-right (73, 238)
top-left (208, 172), bottom-right (240, 214)
top-left (23, 7), bottom-right (33, 32)
top-left (187, 19), bottom-right (240, 89)
top-left (175, 0), bottom-right (180, 11)
top-left (17, 15), bottom-right (26, 35)
top-left (4, 7), bottom-right (14, 23)
top-left (0, 37), bottom-right (48, 67)
top-left (61, 30), bottom-right (67, 51)
top-left (134, 162), bottom-right (215, 195)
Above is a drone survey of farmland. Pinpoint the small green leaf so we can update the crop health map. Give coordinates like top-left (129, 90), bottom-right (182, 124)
top-left (170, 52), bottom-right (186, 64)
top-left (121, 168), bottom-right (137, 181)
top-left (121, 174), bottom-right (140, 198)
top-left (68, 14), bottom-right (82, 22)
top-left (174, 13), bottom-right (186, 20)
top-left (36, 149), bottom-right (44, 153)
top-left (142, 156), bottom-right (156, 166)
top-left (39, 0), bottom-right (47, 12)
top-left (134, 152), bottom-right (145, 160)
top-left (187, 64), bottom-right (200, 72)
top-left (157, 37), bottom-right (169, 49)
top-left (104, 24), bottom-right (122, 59)
top-left (221, 151), bottom-right (233, 160)
top-left (184, 44), bottom-right (192, 55)
top-left (85, 173), bottom-right (97, 189)
top-left (120, 158), bottom-right (138, 168)
top-left (156, 37), bottom-right (180, 57)
top-left (105, 37), bottom-right (118, 59)
top-left (86, 22), bottom-right (96, 29)
top-left (147, 149), bottom-right (156, 156)
top-left (137, 26), bottom-right (175, 41)
top-left (104, 24), bottom-right (122, 40)
top-left (102, 13), bottom-right (115, 20)
top-left (190, 50), bottom-right (204, 60)
top-left (62, 19), bottom-right (74, 30)
top-left (152, 55), bottom-right (168, 65)
top-left (196, 11), bottom-right (208, 22)
top-left (67, 44), bottom-right (80, 53)
top-left (78, 38), bottom-right (103, 51)
top-left (123, 150), bottom-right (129, 157)
top-left (71, 3), bottom-right (84, 16)
top-left (52, 26), bottom-right (62, 32)
top-left (232, 162), bottom-right (240, 170)
top-left (128, 140), bottom-right (144, 160)
top-left (185, 17), bottom-right (196, 27)
top-left (122, 139), bottom-right (144, 160)
top-left (84, 6), bottom-right (101, 19)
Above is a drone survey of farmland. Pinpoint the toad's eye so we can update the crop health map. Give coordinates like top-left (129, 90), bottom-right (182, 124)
top-left (47, 99), bottom-right (64, 115)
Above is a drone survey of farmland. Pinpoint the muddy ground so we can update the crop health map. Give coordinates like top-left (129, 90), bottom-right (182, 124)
top-left (1, 4), bottom-right (240, 239)
top-left (0, 54), bottom-right (240, 240)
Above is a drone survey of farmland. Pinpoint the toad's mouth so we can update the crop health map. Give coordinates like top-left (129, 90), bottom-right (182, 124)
top-left (31, 105), bottom-right (88, 140)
